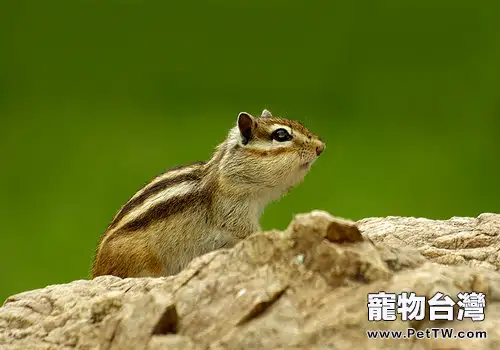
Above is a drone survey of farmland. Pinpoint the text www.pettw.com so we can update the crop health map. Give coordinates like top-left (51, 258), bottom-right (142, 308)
top-left (366, 328), bottom-right (487, 340)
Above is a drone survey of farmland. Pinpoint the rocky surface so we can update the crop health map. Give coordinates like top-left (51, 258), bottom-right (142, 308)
top-left (359, 213), bottom-right (500, 271)
top-left (1, 211), bottom-right (499, 350)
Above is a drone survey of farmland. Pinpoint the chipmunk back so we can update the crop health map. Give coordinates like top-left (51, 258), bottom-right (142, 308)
top-left (92, 109), bottom-right (325, 278)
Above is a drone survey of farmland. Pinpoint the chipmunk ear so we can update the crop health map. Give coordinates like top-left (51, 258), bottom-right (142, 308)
top-left (237, 112), bottom-right (255, 145)
top-left (261, 109), bottom-right (273, 118)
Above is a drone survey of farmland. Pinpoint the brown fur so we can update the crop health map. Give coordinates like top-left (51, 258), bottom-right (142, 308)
top-left (92, 235), bottom-right (164, 277)
top-left (242, 145), bottom-right (297, 157)
top-left (108, 167), bottom-right (205, 230)
top-left (120, 190), bottom-right (212, 232)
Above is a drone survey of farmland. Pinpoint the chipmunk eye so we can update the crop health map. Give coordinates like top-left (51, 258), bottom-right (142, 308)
top-left (272, 128), bottom-right (292, 142)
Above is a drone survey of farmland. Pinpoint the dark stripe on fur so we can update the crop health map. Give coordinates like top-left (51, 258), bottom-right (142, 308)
top-left (153, 161), bottom-right (206, 180)
top-left (243, 146), bottom-right (295, 157)
top-left (119, 190), bottom-right (211, 232)
top-left (107, 162), bottom-right (205, 230)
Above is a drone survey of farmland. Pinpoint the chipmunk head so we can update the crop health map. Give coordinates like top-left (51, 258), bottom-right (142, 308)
top-left (218, 109), bottom-right (325, 199)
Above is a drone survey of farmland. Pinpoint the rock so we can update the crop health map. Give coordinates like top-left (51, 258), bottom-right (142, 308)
top-left (358, 212), bottom-right (500, 271)
top-left (0, 211), bottom-right (499, 349)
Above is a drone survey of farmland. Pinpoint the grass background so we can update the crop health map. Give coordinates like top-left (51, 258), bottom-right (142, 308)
top-left (1, 0), bottom-right (499, 302)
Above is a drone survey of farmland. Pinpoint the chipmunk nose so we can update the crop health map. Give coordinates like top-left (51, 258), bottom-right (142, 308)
top-left (316, 142), bottom-right (325, 156)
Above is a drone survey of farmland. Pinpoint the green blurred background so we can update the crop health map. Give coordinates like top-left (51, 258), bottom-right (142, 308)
top-left (1, 0), bottom-right (499, 302)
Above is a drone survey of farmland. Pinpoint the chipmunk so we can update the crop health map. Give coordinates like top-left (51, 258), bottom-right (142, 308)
top-left (92, 109), bottom-right (325, 278)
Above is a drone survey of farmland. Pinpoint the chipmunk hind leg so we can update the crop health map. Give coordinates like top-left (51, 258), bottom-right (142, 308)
top-left (91, 234), bottom-right (164, 278)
